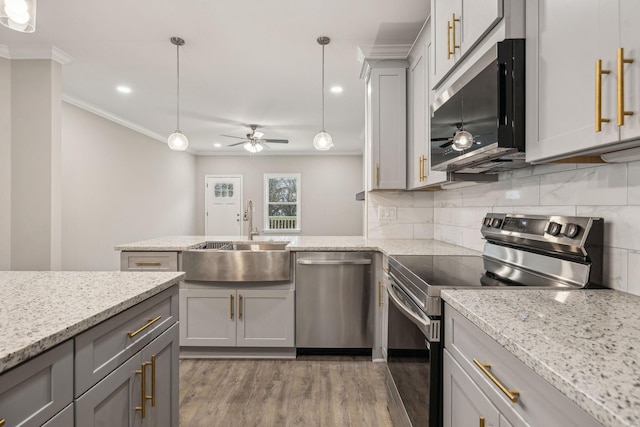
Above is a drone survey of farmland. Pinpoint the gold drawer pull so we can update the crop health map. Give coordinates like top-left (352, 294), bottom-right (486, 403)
top-left (479, 416), bottom-right (485, 427)
top-left (238, 294), bottom-right (243, 320)
top-left (230, 294), bottom-right (234, 320)
top-left (0, 419), bottom-right (5, 426)
top-left (375, 163), bottom-right (379, 187)
top-left (128, 316), bottom-right (162, 338)
top-left (134, 261), bottom-right (162, 266)
top-left (473, 358), bottom-right (520, 402)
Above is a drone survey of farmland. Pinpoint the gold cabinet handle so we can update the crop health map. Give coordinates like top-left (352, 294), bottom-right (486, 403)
top-left (0, 419), bottom-right (5, 426)
top-left (383, 267), bottom-right (389, 273)
top-left (447, 20), bottom-right (452, 59)
top-left (479, 416), bottom-right (485, 427)
top-left (375, 163), bottom-right (379, 187)
top-left (451, 13), bottom-right (460, 56)
top-left (135, 361), bottom-right (152, 418)
top-left (128, 316), bottom-right (162, 338)
top-left (134, 261), bottom-right (162, 266)
top-left (596, 59), bottom-right (611, 132)
top-left (473, 359), bottom-right (520, 402)
top-left (238, 294), bottom-right (243, 320)
top-left (617, 47), bottom-right (634, 126)
top-left (378, 282), bottom-right (384, 307)
top-left (230, 294), bottom-right (234, 320)
top-left (418, 156), bottom-right (423, 181)
top-left (150, 355), bottom-right (156, 407)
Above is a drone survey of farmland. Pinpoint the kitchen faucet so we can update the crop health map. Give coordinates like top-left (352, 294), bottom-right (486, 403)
top-left (243, 200), bottom-right (259, 240)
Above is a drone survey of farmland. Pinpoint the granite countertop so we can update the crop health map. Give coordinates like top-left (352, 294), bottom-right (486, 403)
top-left (441, 288), bottom-right (640, 427)
top-left (114, 235), bottom-right (482, 257)
top-left (0, 271), bottom-right (184, 375)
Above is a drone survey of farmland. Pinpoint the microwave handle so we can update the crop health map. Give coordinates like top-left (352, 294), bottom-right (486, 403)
top-left (499, 62), bottom-right (508, 126)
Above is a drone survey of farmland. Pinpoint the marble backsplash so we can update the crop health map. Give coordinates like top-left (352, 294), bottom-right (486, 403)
top-left (366, 161), bottom-right (640, 296)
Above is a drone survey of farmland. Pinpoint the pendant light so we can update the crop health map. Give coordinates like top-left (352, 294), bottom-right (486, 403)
top-left (0, 0), bottom-right (36, 33)
top-left (313, 36), bottom-right (333, 151)
top-left (167, 37), bottom-right (189, 151)
top-left (451, 96), bottom-right (473, 151)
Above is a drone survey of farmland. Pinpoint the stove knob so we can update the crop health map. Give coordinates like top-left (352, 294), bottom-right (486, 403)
top-left (491, 218), bottom-right (503, 228)
top-left (483, 217), bottom-right (493, 227)
top-left (563, 223), bottom-right (580, 238)
top-left (547, 221), bottom-right (562, 236)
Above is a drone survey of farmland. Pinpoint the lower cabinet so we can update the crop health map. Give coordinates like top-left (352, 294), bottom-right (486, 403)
top-left (444, 304), bottom-right (602, 427)
top-left (372, 252), bottom-right (389, 361)
top-left (180, 287), bottom-right (294, 348)
top-left (76, 324), bottom-right (179, 427)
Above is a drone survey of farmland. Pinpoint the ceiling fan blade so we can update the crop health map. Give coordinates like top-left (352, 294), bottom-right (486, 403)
top-left (260, 142), bottom-right (271, 149)
top-left (220, 134), bottom-right (245, 140)
top-left (439, 140), bottom-right (454, 149)
top-left (262, 139), bottom-right (289, 143)
top-left (228, 141), bottom-right (247, 147)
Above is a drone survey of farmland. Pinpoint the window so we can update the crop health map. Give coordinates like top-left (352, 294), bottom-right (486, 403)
top-left (264, 173), bottom-right (300, 232)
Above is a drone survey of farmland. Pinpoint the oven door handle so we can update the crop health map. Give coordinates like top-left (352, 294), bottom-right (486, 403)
top-left (387, 282), bottom-right (431, 331)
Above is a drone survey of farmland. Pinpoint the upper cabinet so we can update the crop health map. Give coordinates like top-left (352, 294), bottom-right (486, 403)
top-left (407, 20), bottom-right (448, 189)
top-left (365, 60), bottom-right (408, 190)
top-left (431, 0), bottom-right (504, 89)
top-left (526, 0), bottom-right (640, 163)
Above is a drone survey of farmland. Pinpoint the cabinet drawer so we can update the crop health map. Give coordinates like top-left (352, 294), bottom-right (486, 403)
top-left (444, 305), bottom-right (602, 427)
top-left (0, 340), bottom-right (73, 427)
top-left (121, 251), bottom-right (178, 271)
top-left (41, 404), bottom-right (73, 427)
top-left (75, 286), bottom-right (179, 396)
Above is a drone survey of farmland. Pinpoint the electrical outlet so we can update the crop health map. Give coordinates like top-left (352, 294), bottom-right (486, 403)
top-left (378, 206), bottom-right (397, 220)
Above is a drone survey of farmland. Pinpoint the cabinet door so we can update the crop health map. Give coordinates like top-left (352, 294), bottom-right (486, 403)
top-left (526, 0), bottom-right (619, 162)
top-left (619, 0), bottom-right (640, 142)
top-left (432, 0), bottom-right (462, 87)
top-left (141, 324), bottom-right (179, 427)
top-left (460, 0), bottom-right (503, 54)
top-left (443, 349), bottom-right (500, 427)
top-left (236, 289), bottom-right (294, 347)
top-left (41, 404), bottom-right (74, 427)
top-left (76, 353), bottom-right (143, 427)
top-left (179, 288), bottom-right (236, 347)
top-left (408, 46), bottom-right (427, 189)
top-left (369, 67), bottom-right (407, 190)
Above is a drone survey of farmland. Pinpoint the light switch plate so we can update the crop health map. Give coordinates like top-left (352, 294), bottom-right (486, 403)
top-left (378, 206), bottom-right (397, 220)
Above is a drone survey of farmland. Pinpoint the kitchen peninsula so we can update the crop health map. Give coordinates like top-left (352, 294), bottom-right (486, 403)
top-left (0, 271), bottom-right (184, 426)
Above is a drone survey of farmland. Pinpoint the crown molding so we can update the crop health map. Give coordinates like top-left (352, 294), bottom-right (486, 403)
top-left (0, 45), bottom-right (73, 64)
top-left (62, 94), bottom-right (169, 144)
top-left (357, 44), bottom-right (411, 80)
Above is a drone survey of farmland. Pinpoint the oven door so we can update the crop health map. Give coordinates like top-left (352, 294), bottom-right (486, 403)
top-left (386, 280), bottom-right (441, 427)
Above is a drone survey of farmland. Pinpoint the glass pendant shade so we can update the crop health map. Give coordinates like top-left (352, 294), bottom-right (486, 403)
top-left (452, 130), bottom-right (474, 151)
top-left (313, 131), bottom-right (333, 151)
top-left (168, 131), bottom-right (188, 151)
top-left (244, 142), bottom-right (264, 153)
top-left (0, 0), bottom-right (36, 32)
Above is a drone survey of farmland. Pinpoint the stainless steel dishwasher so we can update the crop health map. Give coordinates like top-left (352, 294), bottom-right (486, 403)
top-left (295, 251), bottom-right (373, 348)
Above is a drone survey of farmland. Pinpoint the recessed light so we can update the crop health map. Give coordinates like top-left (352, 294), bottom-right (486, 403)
top-left (116, 86), bottom-right (131, 94)
top-left (213, 143), bottom-right (222, 148)
top-left (330, 86), bottom-right (343, 94)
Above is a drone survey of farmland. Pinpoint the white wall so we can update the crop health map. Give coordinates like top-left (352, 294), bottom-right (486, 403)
top-left (61, 103), bottom-right (197, 270)
top-left (0, 58), bottom-right (10, 270)
top-left (195, 155), bottom-right (363, 236)
top-left (367, 191), bottom-right (434, 239)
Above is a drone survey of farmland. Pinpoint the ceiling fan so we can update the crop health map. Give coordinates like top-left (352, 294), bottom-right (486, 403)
top-left (222, 125), bottom-right (289, 153)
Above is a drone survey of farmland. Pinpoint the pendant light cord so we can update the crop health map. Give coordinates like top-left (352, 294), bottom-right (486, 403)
top-left (176, 42), bottom-right (181, 132)
top-left (321, 43), bottom-right (325, 132)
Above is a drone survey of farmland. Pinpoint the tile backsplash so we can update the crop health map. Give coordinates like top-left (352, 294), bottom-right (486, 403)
top-left (366, 161), bottom-right (640, 296)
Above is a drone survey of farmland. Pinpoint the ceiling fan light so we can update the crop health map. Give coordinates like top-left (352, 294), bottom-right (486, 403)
top-left (168, 131), bottom-right (189, 151)
top-left (244, 142), bottom-right (263, 153)
top-left (452, 130), bottom-right (474, 151)
top-left (253, 131), bottom-right (264, 139)
top-left (313, 131), bottom-right (333, 151)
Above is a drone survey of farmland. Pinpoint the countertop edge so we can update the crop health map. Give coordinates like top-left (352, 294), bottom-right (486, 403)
top-left (0, 273), bottom-right (184, 374)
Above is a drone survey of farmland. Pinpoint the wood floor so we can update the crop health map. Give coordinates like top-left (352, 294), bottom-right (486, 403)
top-left (179, 357), bottom-right (394, 427)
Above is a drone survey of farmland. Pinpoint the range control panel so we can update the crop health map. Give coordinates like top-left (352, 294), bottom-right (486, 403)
top-left (481, 213), bottom-right (602, 246)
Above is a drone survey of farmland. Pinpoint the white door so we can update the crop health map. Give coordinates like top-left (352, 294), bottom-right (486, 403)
top-left (205, 175), bottom-right (242, 236)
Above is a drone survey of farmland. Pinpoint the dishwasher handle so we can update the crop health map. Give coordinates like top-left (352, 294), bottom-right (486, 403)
top-left (296, 259), bottom-right (372, 266)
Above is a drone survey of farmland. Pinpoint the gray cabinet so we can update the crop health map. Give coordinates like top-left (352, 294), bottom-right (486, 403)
top-left (372, 252), bottom-right (388, 361)
top-left (0, 340), bottom-right (73, 427)
top-left (365, 61), bottom-right (407, 190)
top-left (444, 304), bottom-right (602, 427)
top-left (121, 251), bottom-right (179, 271)
top-left (180, 287), bottom-right (294, 348)
top-left (41, 404), bottom-right (74, 427)
top-left (76, 324), bottom-right (179, 427)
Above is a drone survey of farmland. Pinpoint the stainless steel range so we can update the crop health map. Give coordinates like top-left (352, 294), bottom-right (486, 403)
top-left (385, 213), bottom-right (604, 427)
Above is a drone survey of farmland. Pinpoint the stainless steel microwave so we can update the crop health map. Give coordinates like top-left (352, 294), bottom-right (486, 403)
top-left (430, 39), bottom-right (525, 173)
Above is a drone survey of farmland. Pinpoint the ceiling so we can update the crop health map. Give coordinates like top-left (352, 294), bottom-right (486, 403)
top-left (0, 0), bottom-right (429, 155)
